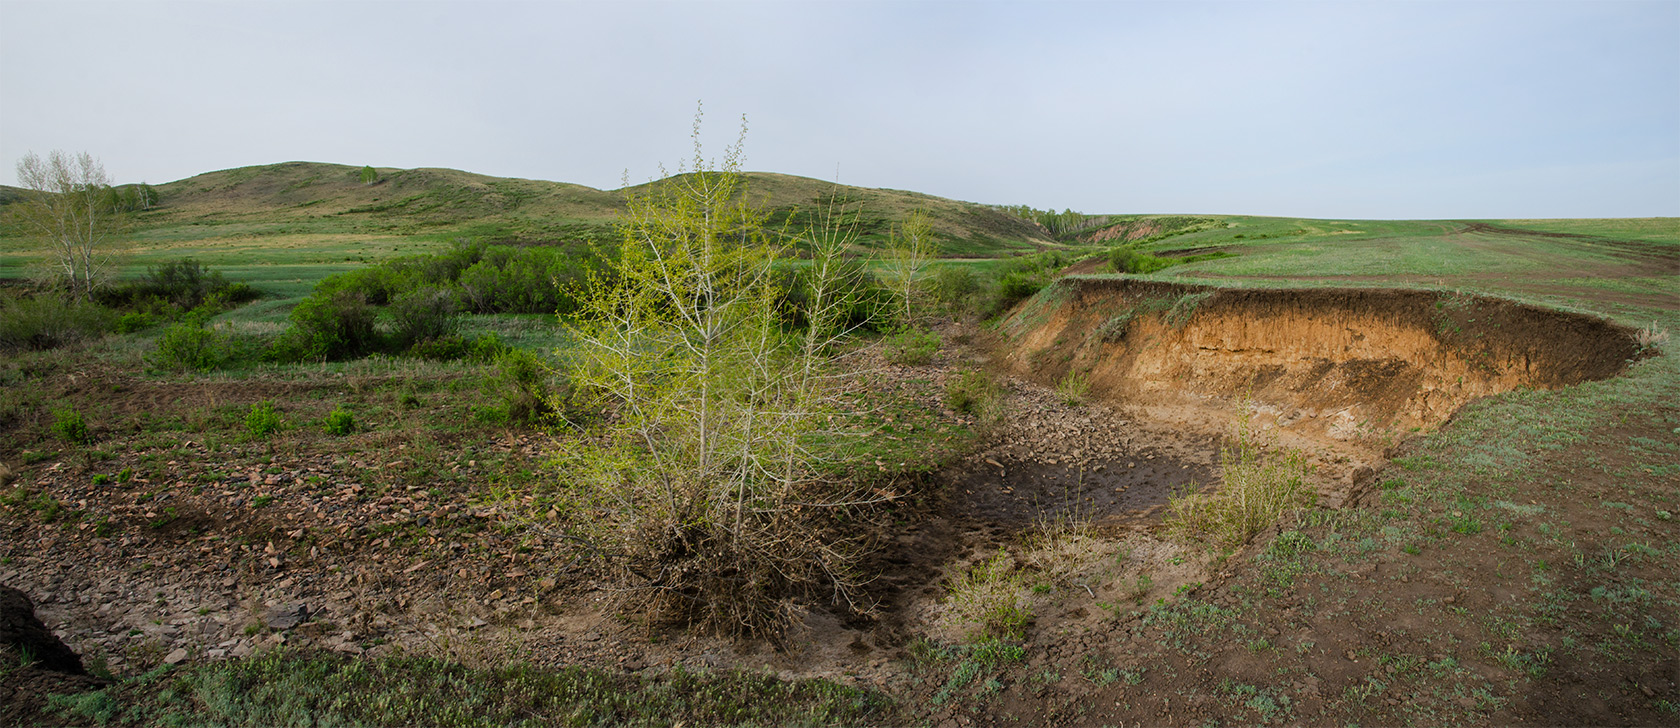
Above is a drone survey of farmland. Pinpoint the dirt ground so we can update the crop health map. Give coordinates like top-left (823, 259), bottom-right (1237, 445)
top-left (3, 283), bottom-right (1675, 725)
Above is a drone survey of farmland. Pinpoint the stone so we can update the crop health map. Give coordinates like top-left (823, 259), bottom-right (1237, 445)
top-left (264, 603), bottom-right (310, 630)
top-left (163, 648), bottom-right (189, 664)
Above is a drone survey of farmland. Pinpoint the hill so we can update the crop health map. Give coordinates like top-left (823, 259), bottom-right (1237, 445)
top-left (123, 161), bottom-right (1051, 254)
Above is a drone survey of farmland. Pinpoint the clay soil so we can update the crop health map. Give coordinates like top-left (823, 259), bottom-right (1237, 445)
top-left (3, 283), bottom-right (1675, 726)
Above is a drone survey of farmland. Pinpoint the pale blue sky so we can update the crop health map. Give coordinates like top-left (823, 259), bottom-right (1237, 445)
top-left (2, 0), bottom-right (1675, 218)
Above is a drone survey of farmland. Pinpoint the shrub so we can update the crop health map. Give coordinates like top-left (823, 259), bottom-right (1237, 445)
top-left (1167, 407), bottom-right (1312, 546)
top-left (244, 401), bottom-right (284, 440)
top-left (944, 369), bottom-right (1003, 423)
top-left (1107, 248), bottom-right (1177, 275)
top-left (151, 324), bottom-right (228, 372)
top-left (485, 349), bottom-right (555, 425)
top-left (386, 285), bottom-right (459, 349)
top-left (929, 265), bottom-right (980, 305)
top-left (0, 294), bottom-right (118, 351)
top-left (323, 406), bottom-right (356, 436)
top-left (52, 407), bottom-right (90, 444)
top-left (883, 327), bottom-right (940, 366)
top-left (283, 290), bottom-right (378, 360)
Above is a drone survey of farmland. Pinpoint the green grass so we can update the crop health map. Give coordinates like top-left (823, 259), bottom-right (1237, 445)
top-left (48, 650), bottom-right (892, 727)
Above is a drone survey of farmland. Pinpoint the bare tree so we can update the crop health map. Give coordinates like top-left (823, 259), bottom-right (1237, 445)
top-left (13, 151), bottom-right (121, 299)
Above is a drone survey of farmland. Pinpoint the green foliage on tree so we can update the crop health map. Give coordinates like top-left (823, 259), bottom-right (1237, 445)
top-left (359, 165), bottom-right (378, 185)
top-left (533, 109), bottom-right (886, 637)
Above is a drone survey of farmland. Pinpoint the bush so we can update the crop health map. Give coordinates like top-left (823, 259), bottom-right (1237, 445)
top-left (485, 349), bottom-right (554, 425)
top-left (928, 265), bottom-right (980, 306)
top-left (883, 327), bottom-right (940, 365)
top-left (52, 407), bottom-right (90, 444)
top-left (386, 285), bottom-right (459, 349)
top-left (944, 369), bottom-right (1003, 423)
top-left (244, 401), bottom-right (284, 440)
top-left (1107, 248), bottom-right (1177, 275)
top-left (151, 324), bottom-right (228, 372)
top-left (323, 406), bottom-right (356, 436)
top-left (0, 294), bottom-right (118, 351)
top-left (283, 290), bottom-right (378, 360)
top-left (100, 258), bottom-right (260, 313)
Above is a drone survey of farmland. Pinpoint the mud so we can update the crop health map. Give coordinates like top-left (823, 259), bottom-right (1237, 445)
top-left (950, 451), bottom-right (1213, 526)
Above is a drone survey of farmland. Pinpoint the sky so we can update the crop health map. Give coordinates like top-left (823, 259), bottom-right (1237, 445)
top-left (1, 0), bottom-right (1676, 219)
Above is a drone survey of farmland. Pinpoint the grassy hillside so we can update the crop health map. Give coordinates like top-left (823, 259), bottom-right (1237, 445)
top-left (0, 162), bottom-right (1055, 298)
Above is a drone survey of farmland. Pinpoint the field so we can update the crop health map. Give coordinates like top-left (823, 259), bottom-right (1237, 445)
top-left (1, 166), bottom-right (1677, 726)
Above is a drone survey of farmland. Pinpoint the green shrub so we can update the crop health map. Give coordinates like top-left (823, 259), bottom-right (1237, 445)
top-left (486, 349), bottom-right (555, 425)
top-left (52, 408), bottom-right (90, 444)
top-left (151, 324), bottom-right (228, 372)
top-left (116, 311), bottom-right (156, 333)
top-left (283, 290), bottom-right (378, 360)
top-left (0, 294), bottom-right (118, 351)
top-left (883, 327), bottom-right (940, 365)
top-left (387, 285), bottom-right (459, 348)
top-left (244, 401), bottom-right (284, 440)
top-left (1107, 248), bottom-right (1178, 275)
top-left (323, 406), bottom-right (356, 436)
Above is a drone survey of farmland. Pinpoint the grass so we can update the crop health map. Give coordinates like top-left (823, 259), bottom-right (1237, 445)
top-left (1167, 406), bottom-right (1313, 547)
top-left (45, 650), bottom-right (892, 727)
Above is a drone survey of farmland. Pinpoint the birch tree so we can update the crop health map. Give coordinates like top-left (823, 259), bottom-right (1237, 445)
top-left (13, 151), bottom-right (120, 299)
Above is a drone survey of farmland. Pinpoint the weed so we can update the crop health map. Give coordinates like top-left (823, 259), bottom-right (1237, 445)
top-left (943, 369), bottom-right (1003, 424)
top-left (1168, 405), bottom-right (1312, 546)
top-left (941, 548), bottom-right (1032, 641)
top-left (244, 401), bottom-right (283, 440)
top-left (1055, 370), bottom-right (1090, 405)
top-left (52, 407), bottom-right (90, 444)
top-left (323, 406), bottom-right (357, 436)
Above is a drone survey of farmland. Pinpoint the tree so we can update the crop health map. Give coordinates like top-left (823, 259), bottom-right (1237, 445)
top-left (537, 109), bottom-right (888, 636)
top-left (881, 208), bottom-right (936, 327)
top-left (358, 165), bottom-right (378, 185)
top-left (12, 151), bottom-right (120, 299)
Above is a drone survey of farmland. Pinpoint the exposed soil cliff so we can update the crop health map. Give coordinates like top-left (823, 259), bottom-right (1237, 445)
top-left (999, 278), bottom-right (1642, 446)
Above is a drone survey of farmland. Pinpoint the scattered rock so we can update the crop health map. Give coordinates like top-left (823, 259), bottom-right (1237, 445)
top-left (163, 648), bottom-right (189, 664)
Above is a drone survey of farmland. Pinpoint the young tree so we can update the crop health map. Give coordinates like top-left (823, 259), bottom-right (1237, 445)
top-left (358, 165), bottom-right (378, 185)
top-left (881, 208), bottom-right (936, 327)
top-left (542, 110), bottom-right (887, 636)
top-left (12, 151), bottom-right (120, 299)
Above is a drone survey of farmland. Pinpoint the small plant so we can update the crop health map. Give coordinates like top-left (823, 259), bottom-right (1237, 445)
top-left (1055, 371), bottom-right (1090, 406)
top-left (323, 406), bottom-right (356, 436)
top-left (883, 327), bottom-right (940, 366)
top-left (1167, 403), bottom-right (1312, 546)
top-left (252, 495), bottom-right (275, 508)
top-left (940, 548), bottom-right (1031, 641)
top-left (151, 323), bottom-right (228, 372)
top-left (944, 369), bottom-right (1003, 423)
top-left (1636, 322), bottom-right (1669, 349)
top-left (244, 401), bottom-right (284, 440)
top-left (52, 407), bottom-right (90, 444)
